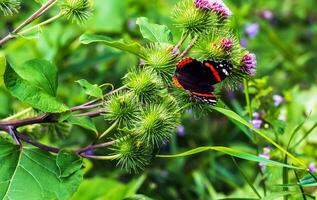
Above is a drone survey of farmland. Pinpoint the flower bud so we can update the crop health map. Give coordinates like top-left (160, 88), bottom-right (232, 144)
top-left (111, 137), bottom-right (152, 173)
top-left (173, 0), bottom-right (215, 35)
top-left (123, 68), bottom-right (163, 104)
top-left (0, 0), bottom-right (20, 15)
top-left (134, 104), bottom-right (179, 147)
top-left (144, 44), bottom-right (177, 84)
top-left (104, 92), bottom-right (139, 125)
top-left (241, 53), bottom-right (257, 76)
top-left (60, 0), bottom-right (92, 24)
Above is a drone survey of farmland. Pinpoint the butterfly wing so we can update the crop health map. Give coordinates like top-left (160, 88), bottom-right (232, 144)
top-left (173, 58), bottom-right (217, 105)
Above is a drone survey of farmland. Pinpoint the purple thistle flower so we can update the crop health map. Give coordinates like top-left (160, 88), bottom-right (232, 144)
top-left (177, 125), bottom-right (185, 137)
top-left (240, 38), bottom-right (248, 48)
top-left (273, 95), bottom-right (284, 107)
top-left (245, 23), bottom-right (259, 38)
top-left (195, 0), bottom-right (232, 18)
top-left (309, 163), bottom-right (317, 173)
top-left (221, 38), bottom-right (233, 51)
top-left (260, 10), bottom-right (274, 21)
top-left (241, 53), bottom-right (257, 76)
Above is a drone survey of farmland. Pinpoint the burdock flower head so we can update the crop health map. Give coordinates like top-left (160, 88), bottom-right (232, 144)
top-left (221, 38), bottom-right (233, 52)
top-left (195, 0), bottom-right (232, 18)
top-left (241, 53), bottom-right (257, 76)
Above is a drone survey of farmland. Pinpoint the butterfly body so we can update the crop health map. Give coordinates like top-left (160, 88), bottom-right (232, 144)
top-left (173, 58), bottom-right (232, 105)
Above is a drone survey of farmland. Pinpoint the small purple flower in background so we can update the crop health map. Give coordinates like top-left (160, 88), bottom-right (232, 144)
top-left (251, 112), bottom-right (262, 129)
top-left (309, 163), bottom-right (317, 173)
top-left (278, 113), bottom-right (287, 121)
top-left (84, 150), bottom-right (94, 156)
top-left (260, 10), bottom-right (274, 21)
top-left (172, 47), bottom-right (180, 55)
top-left (177, 125), bottom-right (185, 137)
top-left (128, 19), bottom-right (137, 30)
top-left (241, 53), bottom-right (257, 76)
top-left (259, 147), bottom-right (271, 171)
top-left (253, 112), bottom-right (260, 119)
top-left (273, 95), bottom-right (284, 107)
top-left (252, 119), bottom-right (263, 129)
top-left (221, 38), bottom-right (233, 51)
top-left (195, 0), bottom-right (232, 18)
top-left (245, 23), bottom-right (259, 38)
top-left (240, 38), bottom-right (248, 48)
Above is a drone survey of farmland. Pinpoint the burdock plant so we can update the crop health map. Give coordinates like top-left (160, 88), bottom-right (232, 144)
top-left (0, 0), bottom-right (258, 174)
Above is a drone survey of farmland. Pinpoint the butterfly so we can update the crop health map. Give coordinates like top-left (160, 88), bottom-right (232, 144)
top-left (173, 58), bottom-right (233, 105)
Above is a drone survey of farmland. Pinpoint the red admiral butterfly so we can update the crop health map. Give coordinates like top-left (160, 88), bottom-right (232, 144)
top-left (173, 58), bottom-right (232, 105)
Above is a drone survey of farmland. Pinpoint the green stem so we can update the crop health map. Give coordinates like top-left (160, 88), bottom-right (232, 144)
top-left (82, 154), bottom-right (120, 160)
top-left (232, 157), bottom-right (262, 199)
top-left (243, 79), bottom-right (252, 120)
top-left (99, 120), bottom-right (118, 139)
top-left (4, 108), bottom-right (32, 120)
top-left (19, 12), bottom-right (65, 35)
top-left (173, 31), bottom-right (189, 52)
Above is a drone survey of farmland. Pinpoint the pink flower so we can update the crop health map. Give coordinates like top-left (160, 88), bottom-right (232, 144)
top-left (221, 38), bottom-right (233, 51)
top-left (241, 53), bottom-right (257, 76)
top-left (195, 0), bottom-right (232, 18)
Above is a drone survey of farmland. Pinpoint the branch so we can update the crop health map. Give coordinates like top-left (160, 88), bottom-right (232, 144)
top-left (0, 0), bottom-right (58, 46)
top-left (11, 128), bottom-right (116, 155)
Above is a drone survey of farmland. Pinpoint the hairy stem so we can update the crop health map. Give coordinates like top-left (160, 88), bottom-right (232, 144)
top-left (99, 120), bottom-right (118, 139)
top-left (18, 12), bottom-right (65, 36)
top-left (0, 0), bottom-right (58, 46)
top-left (179, 36), bottom-right (198, 57)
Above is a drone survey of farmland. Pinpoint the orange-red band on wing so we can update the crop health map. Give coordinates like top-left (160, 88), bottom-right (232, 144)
top-left (204, 63), bottom-right (221, 82)
top-left (172, 76), bottom-right (184, 89)
top-left (177, 58), bottom-right (194, 69)
top-left (191, 91), bottom-right (215, 98)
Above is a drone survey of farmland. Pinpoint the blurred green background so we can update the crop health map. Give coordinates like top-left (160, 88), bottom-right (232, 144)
top-left (1, 0), bottom-right (317, 199)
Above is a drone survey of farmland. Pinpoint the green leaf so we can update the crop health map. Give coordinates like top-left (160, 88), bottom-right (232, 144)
top-left (80, 34), bottom-right (145, 59)
top-left (136, 17), bottom-right (173, 44)
top-left (211, 106), bottom-right (307, 169)
top-left (76, 79), bottom-right (103, 99)
top-left (157, 146), bottom-right (301, 169)
top-left (0, 52), bottom-right (6, 87)
top-left (70, 175), bottom-right (146, 200)
top-left (4, 63), bottom-right (69, 113)
top-left (299, 173), bottom-right (317, 187)
top-left (56, 150), bottom-right (83, 178)
top-left (0, 139), bottom-right (83, 200)
top-left (13, 59), bottom-right (58, 96)
top-left (124, 194), bottom-right (154, 200)
top-left (68, 116), bottom-right (98, 135)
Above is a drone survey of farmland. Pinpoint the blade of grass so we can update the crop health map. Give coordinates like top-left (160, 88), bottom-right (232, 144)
top-left (294, 170), bottom-right (307, 200)
top-left (157, 146), bottom-right (303, 170)
top-left (211, 106), bottom-right (308, 170)
top-left (231, 157), bottom-right (261, 199)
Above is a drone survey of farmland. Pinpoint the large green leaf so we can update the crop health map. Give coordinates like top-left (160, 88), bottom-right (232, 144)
top-left (157, 146), bottom-right (301, 169)
top-left (136, 17), bottom-right (173, 44)
top-left (0, 53), bottom-right (6, 86)
top-left (76, 79), bottom-right (103, 99)
top-left (70, 175), bottom-right (146, 200)
top-left (4, 64), bottom-right (69, 113)
top-left (0, 139), bottom-right (83, 200)
top-left (68, 116), bottom-right (98, 135)
top-left (14, 59), bottom-right (58, 96)
top-left (80, 34), bottom-right (145, 59)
